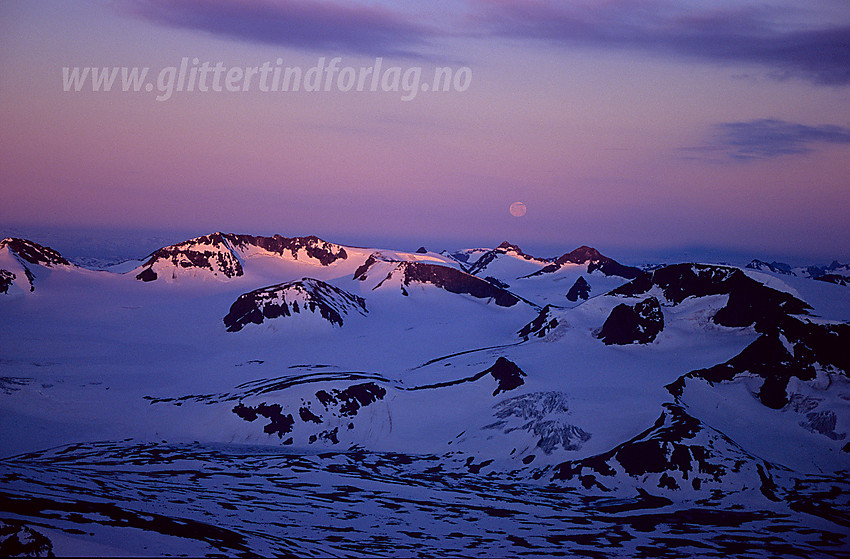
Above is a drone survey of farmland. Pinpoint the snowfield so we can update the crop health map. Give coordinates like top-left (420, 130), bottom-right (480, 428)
top-left (1, 234), bottom-right (848, 557)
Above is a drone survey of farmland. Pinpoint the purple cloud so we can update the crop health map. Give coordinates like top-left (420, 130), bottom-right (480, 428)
top-left (125, 0), bottom-right (430, 57)
top-left (475, 0), bottom-right (850, 85)
top-left (686, 119), bottom-right (850, 161)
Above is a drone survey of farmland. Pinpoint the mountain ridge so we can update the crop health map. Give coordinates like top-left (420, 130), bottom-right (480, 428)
top-left (2, 232), bottom-right (849, 555)
top-left (134, 232), bottom-right (349, 282)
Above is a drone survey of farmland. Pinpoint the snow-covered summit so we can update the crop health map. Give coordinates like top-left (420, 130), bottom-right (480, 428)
top-left (529, 245), bottom-right (642, 279)
top-left (224, 278), bottom-right (367, 332)
top-left (0, 237), bottom-right (70, 268)
top-left (445, 243), bottom-right (641, 308)
top-left (353, 253), bottom-right (522, 307)
top-left (464, 241), bottom-right (551, 275)
top-left (133, 232), bottom-right (349, 282)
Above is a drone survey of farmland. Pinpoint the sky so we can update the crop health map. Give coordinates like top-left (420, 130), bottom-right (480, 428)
top-left (1, 0), bottom-right (849, 263)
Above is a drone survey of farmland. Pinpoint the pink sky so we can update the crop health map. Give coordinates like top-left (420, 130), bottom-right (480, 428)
top-left (1, 1), bottom-right (849, 260)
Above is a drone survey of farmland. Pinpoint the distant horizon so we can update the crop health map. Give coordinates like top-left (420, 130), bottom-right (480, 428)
top-left (2, 223), bottom-right (845, 269)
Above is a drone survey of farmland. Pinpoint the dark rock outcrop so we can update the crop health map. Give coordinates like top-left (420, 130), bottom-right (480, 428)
top-left (232, 402), bottom-right (295, 438)
top-left (566, 276), bottom-right (591, 301)
top-left (612, 263), bottom-right (737, 303)
top-left (0, 238), bottom-right (69, 267)
top-left (353, 254), bottom-right (379, 280)
top-left (518, 305), bottom-right (559, 340)
top-left (135, 267), bottom-right (157, 282)
top-left (315, 382), bottom-right (387, 417)
top-left (597, 297), bottom-right (664, 345)
top-left (496, 241), bottom-right (537, 259)
top-left (484, 276), bottom-right (510, 289)
top-left (0, 519), bottom-right (55, 558)
top-left (232, 382), bottom-right (388, 444)
top-left (484, 357), bottom-right (527, 395)
top-left (0, 239), bottom-right (46, 293)
top-left (411, 357), bottom-right (527, 396)
top-left (0, 270), bottom-right (15, 294)
top-left (224, 278), bottom-right (367, 332)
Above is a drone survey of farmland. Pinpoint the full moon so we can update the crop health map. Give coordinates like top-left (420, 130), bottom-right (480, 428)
top-left (509, 201), bottom-right (527, 217)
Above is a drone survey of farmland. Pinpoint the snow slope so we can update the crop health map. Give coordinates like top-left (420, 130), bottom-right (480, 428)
top-left (1, 234), bottom-right (848, 557)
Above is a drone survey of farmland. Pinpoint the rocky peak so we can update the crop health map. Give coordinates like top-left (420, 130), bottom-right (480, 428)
top-left (136, 233), bottom-right (242, 281)
top-left (0, 238), bottom-right (70, 267)
top-left (229, 234), bottom-right (348, 266)
top-left (135, 233), bottom-right (348, 282)
top-left (465, 242), bottom-right (549, 276)
top-left (555, 246), bottom-right (605, 265)
top-left (354, 255), bottom-right (520, 307)
top-left (224, 278), bottom-right (367, 332)
top-left (496, 241), bottom-right (522, 252)
top-left (528, 246), bottom-right (641, 279)
top-left (396, 261), bottom-right (521, 307)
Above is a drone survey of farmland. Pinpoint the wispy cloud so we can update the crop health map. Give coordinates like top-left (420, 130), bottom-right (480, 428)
top-left (124, 0), bottom-right (431, 58)
top-left (684, 119), bottom-right (850, 161)
top-left (474, 0), bottom-right (850, 86)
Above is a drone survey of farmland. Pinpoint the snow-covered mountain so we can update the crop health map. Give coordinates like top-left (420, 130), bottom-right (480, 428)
top-left (528, 245), bottom-right (642, 279)
top-left (453, 242), bottom-right (640, 281)
top-left (1, 233), bottom-right (848, 557)
top-left (0, 237), bottom-right (72, 294)
top-left (352, 252), bottom-right (522, 306)
top-left (133, 232), bottom-right (349, 282)
top-left (0, 237), bottom-right (70, 268)
top-left (459, 241), bottom-right (551, 275)
top-left (445, 242), bottom-right (642, 309)
top-left (748, 257), bottom-right (850, 286)
top-left (224, 278), bottom-right (368, 331)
